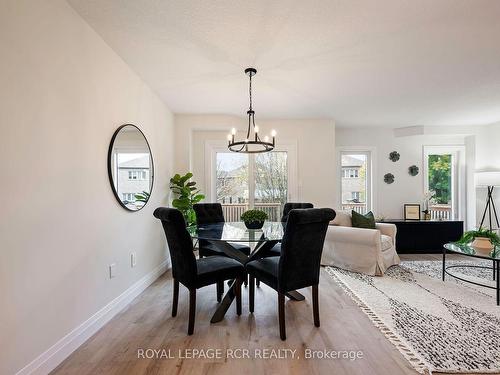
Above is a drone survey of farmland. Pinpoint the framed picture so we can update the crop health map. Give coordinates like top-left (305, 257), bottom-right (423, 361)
top-left (404, 204), bottom-right (421, 220)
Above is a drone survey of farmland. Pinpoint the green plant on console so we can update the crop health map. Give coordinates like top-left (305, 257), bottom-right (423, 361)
top-left (169, 172), bottom-right (205, 226)
top-left (241, 209), bottom-right (268, 224)
top-left (457, 227), bottom-right (500, 246)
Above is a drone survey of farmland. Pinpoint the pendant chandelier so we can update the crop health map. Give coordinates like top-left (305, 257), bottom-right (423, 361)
top-left (227, 68), bottom-right (276, 153)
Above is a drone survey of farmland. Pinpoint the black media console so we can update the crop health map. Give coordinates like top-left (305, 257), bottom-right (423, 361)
top-left (381, 220), bottom-right (464, 253)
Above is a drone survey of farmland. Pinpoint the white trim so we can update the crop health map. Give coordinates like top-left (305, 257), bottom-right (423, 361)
top-left (15, 260), bottom-right (169, 375)
top-left (336, 146), bottom-right (378, 213)
top-left (204, 140), bottom-right (298, 203)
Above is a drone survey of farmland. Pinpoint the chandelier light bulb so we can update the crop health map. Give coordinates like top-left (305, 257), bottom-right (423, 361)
top-left (227, 134), bottom-right (232, 141)
top-left (264, 135), bottom-right (269, 142)
top-left (231, 128), bottom-right (236, 135)
top-left (271, 129), bottom-right (277, 137)
top-left (254, 125), bottom-right (259, 133)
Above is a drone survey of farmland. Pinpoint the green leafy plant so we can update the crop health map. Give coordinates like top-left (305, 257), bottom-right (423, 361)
top-left (457, 227), bottom-right (500, 246)
top-left (169, 172), bottom-right (204, 226)
top-left (241, 209), bottom-right (268, 224)
top-left (428, 154), bottom-right (451, 204)
top-left (134, 191), bottom-right (150, 203)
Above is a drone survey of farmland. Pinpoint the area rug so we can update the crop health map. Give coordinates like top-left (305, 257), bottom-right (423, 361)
top-left (326, 260), bottom-right (500, 374)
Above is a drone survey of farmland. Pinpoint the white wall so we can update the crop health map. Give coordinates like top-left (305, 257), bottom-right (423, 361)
top-left (473, 122), bottom-right (500, 229)
top-left (174, 114), bottom-right (336, 208)
top-left (0, 1), bottom-right (173, 374)
top-left (336, 127), bottom-right (470, 222)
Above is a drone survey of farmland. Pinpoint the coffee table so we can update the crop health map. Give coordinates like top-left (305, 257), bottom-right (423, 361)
top-left (443, 242), bottom-right (500, 305)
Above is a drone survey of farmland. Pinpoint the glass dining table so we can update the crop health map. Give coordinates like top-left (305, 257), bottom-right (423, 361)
top-left (188, 221), bottom-right (305, 323)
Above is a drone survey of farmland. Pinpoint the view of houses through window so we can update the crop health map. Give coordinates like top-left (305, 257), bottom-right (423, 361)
top-left (114, 152), bottom-right (151, 207)
top-left (216, 151), bottom-right (288, 221)
top-left (340, 152), bottom-right (370, 214)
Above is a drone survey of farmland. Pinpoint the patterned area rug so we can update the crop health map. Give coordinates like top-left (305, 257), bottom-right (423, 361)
top-left (326, 260), bottom-right (500, 374)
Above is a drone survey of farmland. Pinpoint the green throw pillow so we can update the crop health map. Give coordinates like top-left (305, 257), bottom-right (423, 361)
top-left (351, 210), bottom-right (376, 229)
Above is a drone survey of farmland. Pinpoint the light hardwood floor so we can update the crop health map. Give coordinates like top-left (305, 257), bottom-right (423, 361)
top-left (52, 254), bottom-right (473, 375)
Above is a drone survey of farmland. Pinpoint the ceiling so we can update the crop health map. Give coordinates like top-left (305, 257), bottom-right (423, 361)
top-left (68, 0), bottom-right (500, 127)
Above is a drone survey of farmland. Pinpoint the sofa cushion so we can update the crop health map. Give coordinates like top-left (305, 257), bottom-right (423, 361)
top-left (330, 210), bottom-right (352, 227)
top-left (351, 211), bottom-right (376, 229)
top-left (380, 234), bottom-right (393, 251)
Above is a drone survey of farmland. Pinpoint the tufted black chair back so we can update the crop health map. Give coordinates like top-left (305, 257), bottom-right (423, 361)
top-left (281, 202), bottom-right (314, 222)
top-left (193, 203), bottom-right (225, 251)
top-left (193, 203), bottom-right (225, 224)
top-left (153, 207), bottom-right (197, 287)
top-left (278, 208), bottom-right (336, 292)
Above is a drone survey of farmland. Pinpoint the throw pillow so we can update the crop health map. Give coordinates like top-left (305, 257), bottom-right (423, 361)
top-left (351, 210), bottom-right (376, 229)
top-left (330, 210), bottom-right (352, 227)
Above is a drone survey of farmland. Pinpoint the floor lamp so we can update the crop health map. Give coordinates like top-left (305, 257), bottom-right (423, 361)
top-left (476, 171), bottom-right (500, 231)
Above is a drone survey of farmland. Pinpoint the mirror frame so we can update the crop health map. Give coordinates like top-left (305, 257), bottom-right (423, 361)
top-left (107, 124), bottom-right (155, 212)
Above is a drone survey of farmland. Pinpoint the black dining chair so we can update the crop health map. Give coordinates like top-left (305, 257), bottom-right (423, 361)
top-left (246, 208), bottom-right (336, 340)
top-left (193, 203), bottom-right (252, 299)
top-left (268, 202), bottom-right (314, 256)
top-left (153, 207), bottom-right (246, 335)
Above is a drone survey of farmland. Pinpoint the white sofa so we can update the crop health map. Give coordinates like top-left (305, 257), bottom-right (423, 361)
top-left (321, 211), bottom-right (400, 276)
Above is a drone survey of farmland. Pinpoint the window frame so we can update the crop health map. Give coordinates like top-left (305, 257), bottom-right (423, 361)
top-left (423, 145), bottom-right (466, 221)
top-left (337, 147), bottom-right (376, 213)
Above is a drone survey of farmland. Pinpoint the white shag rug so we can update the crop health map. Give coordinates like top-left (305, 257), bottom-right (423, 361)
top-left (326, 260), bottom-right (500, 374)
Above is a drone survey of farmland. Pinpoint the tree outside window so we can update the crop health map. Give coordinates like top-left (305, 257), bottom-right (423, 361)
top-left (428, 154), bottom-right (451, 204)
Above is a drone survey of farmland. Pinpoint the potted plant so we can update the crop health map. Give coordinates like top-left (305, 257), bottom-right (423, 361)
top-left (169, 172), bottom-right (204, 226)
top-left (241, 209), bottom-right (268, 230)
top-left (457, 227), bottom-right (500, 253)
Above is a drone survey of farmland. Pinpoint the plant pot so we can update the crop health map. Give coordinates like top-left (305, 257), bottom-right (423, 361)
top-left (244, 221), bottom-right (264, 230)
top-left (471, 237), bottom-right (494, 253)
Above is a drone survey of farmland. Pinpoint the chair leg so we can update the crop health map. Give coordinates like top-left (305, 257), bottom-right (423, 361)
top-left (244, 274), bottom-right (248, 287)
top-left (256, 279), bottom-right (260, 288)
top-left (216, 281), bottom-right (224, 302)
top-left (278, 292), bottom-right (286, 340)
top-left (249, 276), bottom-right (255, 313)
top-left (312, 284), bottom-right (320, 327)
top-left (188, 288), bottom-right (196, 335)
top-left (172, 279), bottom-right (179, 317)
top-left (235, 278), bottom-right (242, 316)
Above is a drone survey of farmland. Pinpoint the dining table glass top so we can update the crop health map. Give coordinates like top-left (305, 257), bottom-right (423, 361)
top-left (188, 221), bottom-right (284, 243)
top-left (444, 242), bottom-right (500, 260)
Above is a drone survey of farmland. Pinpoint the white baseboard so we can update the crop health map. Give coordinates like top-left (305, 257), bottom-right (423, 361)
top-left (16, 260), bottom-right (170, 375)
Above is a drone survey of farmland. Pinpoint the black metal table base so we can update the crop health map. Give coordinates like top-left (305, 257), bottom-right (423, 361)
top-left (442, 248), bottom-right (500, 305)
top-left (209, 239), bottom-right (305, 323)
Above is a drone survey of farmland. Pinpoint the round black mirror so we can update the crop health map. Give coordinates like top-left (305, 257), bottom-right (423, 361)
top-left (108, 124), bottom-right (154, 211)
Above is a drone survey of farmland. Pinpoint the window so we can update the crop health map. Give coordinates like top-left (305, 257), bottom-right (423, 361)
top-left (216, 153), bottom-right (249, 205)
top-left (122, 193), bottom-right (135, 202)
top-left (209, 142), bottom-right (296, 222)
top-left (342, 168), bottom-right (359, 178)
top-left (128, 170), bottom-right (146, 180)
top-left (215, 151), bottom-right (288, 221)
top-left (339, 151), bottom-right (371, 214)
top-left (423, 146), bottom-right (465, 221)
